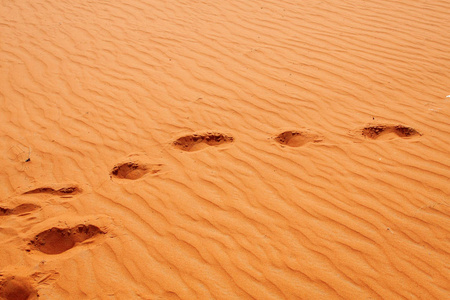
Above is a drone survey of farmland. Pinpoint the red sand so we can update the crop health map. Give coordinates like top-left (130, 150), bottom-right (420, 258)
top-left (1, 1), bottom-right (449, 299)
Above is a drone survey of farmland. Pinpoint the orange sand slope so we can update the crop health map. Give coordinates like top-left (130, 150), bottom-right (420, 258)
top-left (1, 0), bottom-right (449, 299)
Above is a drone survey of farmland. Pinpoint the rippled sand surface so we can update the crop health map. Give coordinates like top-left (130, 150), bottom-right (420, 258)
top-left (1, 1), bottom-right (449, 299)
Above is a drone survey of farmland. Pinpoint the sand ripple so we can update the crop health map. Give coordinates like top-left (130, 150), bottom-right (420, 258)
top-left (0, 0), bottom-right (449, 299)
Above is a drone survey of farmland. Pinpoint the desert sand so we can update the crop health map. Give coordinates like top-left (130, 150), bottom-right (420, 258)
top-left (1, 0), bottom-right (449, 299)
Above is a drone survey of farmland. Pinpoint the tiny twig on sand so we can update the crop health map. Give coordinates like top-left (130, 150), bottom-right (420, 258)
top-left (25, 147), bottom-right (31, 162)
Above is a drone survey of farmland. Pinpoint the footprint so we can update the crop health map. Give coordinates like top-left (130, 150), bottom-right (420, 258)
top-left (0, 204), bottom-right (40, 217)
top-left (361, 124), bottom-right (421, 140)
top-left (23, 185), bottom-right (81, 196)
top-left (0, 276), bottom-right (37, 300)
top-left (29, 225), bottom-right (105, 254)
top-left (110, 162), bottom-right (162, 180)
top-left (173, 132), bottom-right (234, 152)
top-left (274, 130), bottom-right (323, 147)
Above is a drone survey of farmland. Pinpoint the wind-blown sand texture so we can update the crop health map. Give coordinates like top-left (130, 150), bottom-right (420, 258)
top-left (1, 0), bottom-right (449, 299)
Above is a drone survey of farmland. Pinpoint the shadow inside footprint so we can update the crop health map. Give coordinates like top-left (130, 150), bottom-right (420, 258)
top-left (23, 186), bottom-right (81, 196)
top-left (362, 125), bottom-right (421, 140)
top-left (0, 276), bottom-right (37, 300)
top-left (173, 132), bottom-right (234, 152)
top-left (0, 204), bottom-right (40, 216)
top-left (29, 225), bottom-right (104, 254)
top-left (274, 131), bottom-right (323, 147)
top-left (110, 162), bottom-right (161, 180)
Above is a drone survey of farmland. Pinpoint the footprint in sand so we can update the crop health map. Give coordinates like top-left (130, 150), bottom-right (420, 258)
top-left (0, 271), bottom-right (59, 300)
top-left (0, 204), bottom-right (40, 217)
top-left (28, 224), bottom-right (105, 255)
top-left (274, 130), bottom-right (323, 147)
top-left (0, 276), bottom-right (38, 300)
top-left (110, 161), bottom-right (163, 180)
top-left (360, 124), bottom-right (421, 140)
top-left (23, 185), bottom-right (82, 196)
top-left (173, 132), bottom-right (234, 152)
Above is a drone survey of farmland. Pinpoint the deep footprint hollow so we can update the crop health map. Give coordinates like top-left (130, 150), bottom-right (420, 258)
top-left (173, 132), bottom-right (234, 152)
top-left (362, 125), bottom-right (421, 140)
top-left (0, 277), bottom-right (37, 300)
top-left (29, 225), bottom-right (104, 254)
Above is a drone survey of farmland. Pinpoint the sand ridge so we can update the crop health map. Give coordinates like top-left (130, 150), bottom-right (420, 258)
top-left (1, 0), bottom-right (450, 299)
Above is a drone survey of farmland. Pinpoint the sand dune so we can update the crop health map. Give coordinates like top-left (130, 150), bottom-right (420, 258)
top-left (1, 0), bottom-right (449, 299)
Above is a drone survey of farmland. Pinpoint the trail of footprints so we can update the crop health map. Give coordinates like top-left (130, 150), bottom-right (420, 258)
top-left (1, 184), bottom-right (104, 297)
top-left (1, 185), bottom-right (104, 256)
top-left (23, 186), bottom-right (102, 255)
top-left (170, 124), bottom-right (420, 152)
top-left (0, 123), bottom-right (421, 297)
